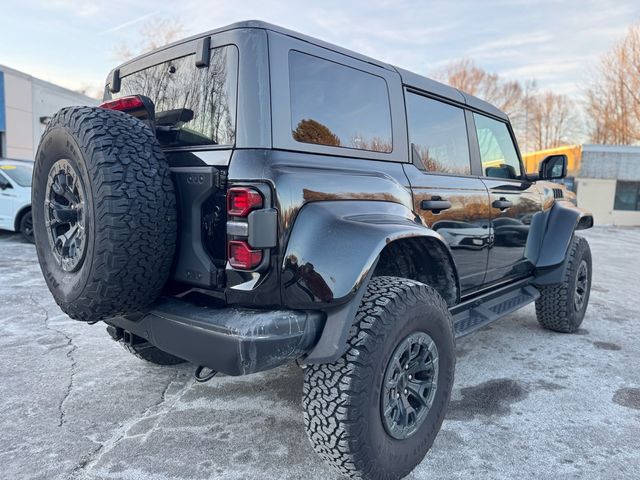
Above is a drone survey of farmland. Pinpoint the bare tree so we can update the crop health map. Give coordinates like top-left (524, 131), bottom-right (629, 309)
top-left (434, 60), bottom-right (582, 152)
top-left (435, 60), bottom-right (526, 118)
top-left (586, 23), bottom-right (640, 145)
top-left (434, 60), bottom-right (535, 149)
top-left (114, 17), bottom-right (186, 63)
top-left (527, 92), bottom-right (580, 150)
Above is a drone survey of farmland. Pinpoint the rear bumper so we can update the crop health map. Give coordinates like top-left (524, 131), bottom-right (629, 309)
top-left (105, 298), bottom-right (324, 376)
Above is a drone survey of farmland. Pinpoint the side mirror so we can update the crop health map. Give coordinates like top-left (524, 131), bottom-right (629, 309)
top-left (539, 154), bottom-right (567, 180)
top-left (0, 178), bottom-right (12, 190)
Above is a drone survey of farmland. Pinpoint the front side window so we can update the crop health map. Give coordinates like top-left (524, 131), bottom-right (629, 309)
top-left (115, 45), bottom-right (238, 148)
top-left (405, 92), bottom-right (471, 175)
top-left (474, 113), bottom-right (522, 180)
top-left (289, 51), bottom-right (392, 152)
top-left (614, 181), bottom-right (640, 211)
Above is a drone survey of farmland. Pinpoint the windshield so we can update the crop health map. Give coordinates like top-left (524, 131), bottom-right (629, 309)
top-left (0, 164), bottom-right (32, 187)
top-left (112, 45), bottom-right (238, 149)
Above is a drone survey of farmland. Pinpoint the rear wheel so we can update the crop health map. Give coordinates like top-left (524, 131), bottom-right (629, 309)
top-left (303, 277), bottom-right (455, 480)
top-left (32, 106), bottom-right (177, 322)
top-left (19, 210), bottom-right (34, 243)
top-left (535, 235), bottom-right (592, 333)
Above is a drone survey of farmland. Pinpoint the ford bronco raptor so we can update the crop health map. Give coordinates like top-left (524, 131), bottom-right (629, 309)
top-left (33, 21), bottom-right (593, 480)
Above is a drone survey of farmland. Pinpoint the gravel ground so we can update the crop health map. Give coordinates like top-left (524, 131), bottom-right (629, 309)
top-left (0, 227), bottom-right (639, 480)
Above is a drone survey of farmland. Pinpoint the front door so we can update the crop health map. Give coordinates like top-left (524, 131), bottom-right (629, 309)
top-left (403, 91), bottom-right (492, 294)
top-left (471, 112), bottom-right (542, 284)
top-left (0, 172), bottom-right (16, 231)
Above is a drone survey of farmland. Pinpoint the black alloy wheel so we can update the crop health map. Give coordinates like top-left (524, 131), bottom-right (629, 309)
top-left (381, 331), bottom-right (439, 440)
top-left (44, 159), bottom-right (87, 272)
top-left (574, 259), bottom-right (589, 312)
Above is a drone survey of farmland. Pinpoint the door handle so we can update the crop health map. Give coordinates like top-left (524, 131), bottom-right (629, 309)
top-left (421, 197), bottom-right (452, 213)
top-left (492, 198), bottom-right (513, 211)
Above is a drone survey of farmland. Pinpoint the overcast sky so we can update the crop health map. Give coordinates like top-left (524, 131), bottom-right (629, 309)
top-left (1, 0), bottom-right (639, 99)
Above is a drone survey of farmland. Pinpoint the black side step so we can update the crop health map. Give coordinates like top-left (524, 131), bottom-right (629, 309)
top-left (451, 280), bottom-right (540, 338)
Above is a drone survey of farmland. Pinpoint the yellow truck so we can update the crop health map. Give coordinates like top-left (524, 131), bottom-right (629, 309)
top-left (522, 144), bottom-right (582, 176)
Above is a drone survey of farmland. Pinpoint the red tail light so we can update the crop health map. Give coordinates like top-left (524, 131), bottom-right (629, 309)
top-left (228, 240), bottom-right (263, 270)
top-left (227, 187), bottom-right (263, 217)
top-left (99, 95), bottom-right (144, 112)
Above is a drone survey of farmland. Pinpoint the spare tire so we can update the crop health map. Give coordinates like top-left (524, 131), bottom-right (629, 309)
top-left (33, 106), bottom-right (177, 322)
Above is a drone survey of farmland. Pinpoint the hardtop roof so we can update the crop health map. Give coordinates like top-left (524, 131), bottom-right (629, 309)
top-left (113, 20), bottom-right (509, 122)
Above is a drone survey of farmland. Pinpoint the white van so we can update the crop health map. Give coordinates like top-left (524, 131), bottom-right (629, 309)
top-left (0, 159), bottom-right (33, 243)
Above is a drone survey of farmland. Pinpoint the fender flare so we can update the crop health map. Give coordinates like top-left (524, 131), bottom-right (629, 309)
top-left (282, 200), bottom-right (459, 363)
top-left (527, 199), bottom-right (593, 285)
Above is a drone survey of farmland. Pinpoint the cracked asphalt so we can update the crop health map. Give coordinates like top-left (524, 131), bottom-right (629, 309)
top-left (1, 227), bottom-right (639, 480)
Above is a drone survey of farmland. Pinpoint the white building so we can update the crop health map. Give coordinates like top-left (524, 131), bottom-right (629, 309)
top-left (0, 65), bottom-right (99, 160)
top-left (576, 145), bottom-right (640, 227)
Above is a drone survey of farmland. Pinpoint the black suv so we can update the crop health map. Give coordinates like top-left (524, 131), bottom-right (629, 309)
top-left (33, 21), bottom-right (594, 480)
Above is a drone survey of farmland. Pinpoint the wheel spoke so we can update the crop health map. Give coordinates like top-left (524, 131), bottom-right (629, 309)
top-left (56, 225), bottom-right (78, 251)
top-left (400, 396), bottom-right (416, 424)
top-left (406, 385), bottom-right (429, 407)
top-left (384, 398), bottom-right (398, 419)
top-left (408, 353), bottom-right (438, 377)
top-left (52, 205), bottom-right (78, 224)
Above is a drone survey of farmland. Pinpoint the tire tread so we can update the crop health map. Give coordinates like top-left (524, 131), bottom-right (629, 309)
top-left (35, 106), bottom-right (176, 321)
top-left (302, 276), bottom-right (453, 479)
top-left (535, 235), bottom-right (591, 333)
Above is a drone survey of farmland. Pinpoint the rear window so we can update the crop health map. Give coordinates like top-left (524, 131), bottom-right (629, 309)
top-left (0, 164), bottom-right (32, 187)
top-left (289, 51), bottom-right (392, 152)
top-left (114, 45), bottom-right (238, 148)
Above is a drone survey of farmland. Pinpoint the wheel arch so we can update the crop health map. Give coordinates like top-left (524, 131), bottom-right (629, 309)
top-left (528, 199), bottom-right (594, 285)
top-left (283, 200), bottom-right (460, 363)
top-left (372, 236), bottom-right (459, 307)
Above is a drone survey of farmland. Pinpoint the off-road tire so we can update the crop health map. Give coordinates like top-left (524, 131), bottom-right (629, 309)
top-left (303, 276), bottom-right (455, 480)
top-left (535, 235), bottom-right (592, 333)
top-left (19, 210), bottom-right (34, 243)
top-left (33, 106), bottom-right (177, 322)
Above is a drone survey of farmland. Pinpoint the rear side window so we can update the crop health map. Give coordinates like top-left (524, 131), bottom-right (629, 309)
top-left (405, 92), bottom-right (471, 175)
top-left (115, 45), bottom-right (238, 148)
top-left (289, 51), bottom-right (392, 152)
top-left (473, 113), bottom-right (522, 179)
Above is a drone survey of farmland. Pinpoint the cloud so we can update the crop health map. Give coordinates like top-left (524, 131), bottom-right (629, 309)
top-left (4, 0), bottom-right (639, 100)
top-left (102, 12), bottom-right (158, 34)
top-left (467, 32), bottom-right (554, 57)
top-left (500, 60), bottom-right (586, 80)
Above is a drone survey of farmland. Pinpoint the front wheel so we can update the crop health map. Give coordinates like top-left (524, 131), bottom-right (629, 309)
top-left (535, 235), bottom-right (592, 333)
top-left (303, 277), bottom-right (455, 480)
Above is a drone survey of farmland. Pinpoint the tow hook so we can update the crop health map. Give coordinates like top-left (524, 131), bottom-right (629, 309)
top-left (105, 325), bottom-right (141, 346)
top-left (194, 365), bottom-right (218, 383)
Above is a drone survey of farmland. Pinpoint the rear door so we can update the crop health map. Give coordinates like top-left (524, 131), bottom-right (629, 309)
top-left (403, 91), bottom-right (492, 294)
top-left (470, 113), bottom-right (542, 284)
